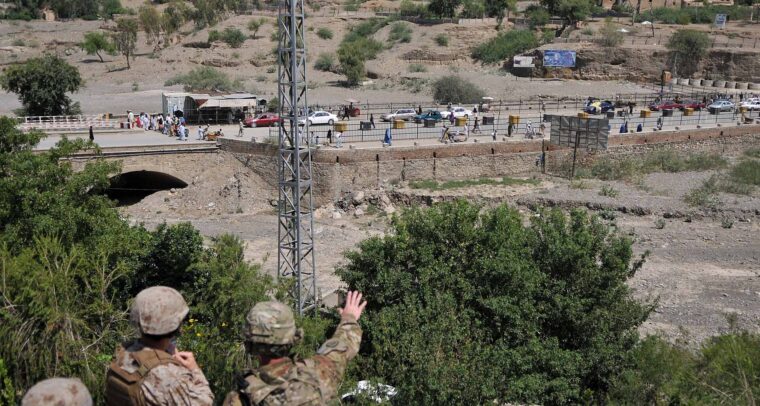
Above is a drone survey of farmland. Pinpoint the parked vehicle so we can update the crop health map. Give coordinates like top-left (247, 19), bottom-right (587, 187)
top-left (648, 100), bottom-right (683, 111)
top-left (298, 111), bottom-right (337, 126)
top-left (440, 106), bottom-right (473, 119)
top-left (414, 110), bottom-right (444, 122)
top-left (707, 100), bottom-right (735, 112)
top-left (381, 108), bottom-right (417, 122)
top-left (679, 100), bottom-right (705, 111)
top-left (245, 113), bottom-right (282, 127)
top-left (740, 98), bottom-right (760, 111)
top-left (584, 100), bottom-right (614, 114)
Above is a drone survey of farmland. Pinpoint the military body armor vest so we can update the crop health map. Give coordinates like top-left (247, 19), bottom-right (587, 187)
top-left (232, 358), bottom-right (327, 406)
top-left (105, 343), bottom-right (182, 406)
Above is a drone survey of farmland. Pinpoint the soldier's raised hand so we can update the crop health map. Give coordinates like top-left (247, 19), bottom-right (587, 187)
top-left (339, 291), bottom-right (367, 321)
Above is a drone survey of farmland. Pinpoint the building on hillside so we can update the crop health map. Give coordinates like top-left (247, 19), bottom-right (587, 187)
top-left (161, 92), bottom-right (267, 124)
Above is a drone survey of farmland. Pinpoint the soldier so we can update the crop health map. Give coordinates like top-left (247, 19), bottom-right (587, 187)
top-left (105, 286), bottom-right (214, 406)
top-left (223, 290), bottom-right (367, 405)
top-left (22, 378), bottom-right (92, 406)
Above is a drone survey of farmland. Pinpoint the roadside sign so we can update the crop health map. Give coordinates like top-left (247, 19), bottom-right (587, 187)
top-left (543, 50), bottom-right (576, 68)
top-left (715, 14), bottom-right (727, 28)
top-left (513, 56), bottom-right (534, 68)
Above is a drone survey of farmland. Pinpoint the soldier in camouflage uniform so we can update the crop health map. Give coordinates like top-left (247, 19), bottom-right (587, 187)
top-left (105, 286), bottom-right (214, 406)
top-left (22, 378), bottom-right (92, 406)
top-left (223, 291), bottom-right (367, 406)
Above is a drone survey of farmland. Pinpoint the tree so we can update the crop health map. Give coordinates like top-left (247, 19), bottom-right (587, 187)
top-left (338, 44), bottom-right (365, 86)
top-left (427, 0), bottom-right (461, 18)
top-left (247, 17), bottom-right (267, 39)
top-left (112, 17), bottom-right (138, 69)
top-left (80, 31), bottom-right (116, 62)
top-left (139, 5), bottom-right (163, 51)
top-left (100, 0), bottom-right (125, 19)
top-left (557, 0), bottom-right (591, 25)
top-left (431, 75), bottom-right (485, 103)
top-left (667, 29), bottom-right (710, 76)
top-left (485, 0), bottom-right (518, 29)
top-left (526, 4), bottom-right (550, 28)
top-left (0, 55), bottom-right (82, 116)
top-left (338, 201), bottom-right (652, 404)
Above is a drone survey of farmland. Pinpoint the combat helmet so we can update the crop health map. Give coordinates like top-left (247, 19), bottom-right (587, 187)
top-left (22, 378), bottom-right (93, 406)
top-left (131, 286), bottom-right (189, 335)
top-left (245, 301), bottom-right (297, 345)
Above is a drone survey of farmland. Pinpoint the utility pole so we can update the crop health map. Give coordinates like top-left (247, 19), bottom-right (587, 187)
top-left (276, 0), bottom-right (317, 315)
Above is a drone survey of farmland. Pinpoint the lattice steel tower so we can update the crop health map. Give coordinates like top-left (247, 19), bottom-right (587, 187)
top-left (276, 0), bottom-right (316, 315)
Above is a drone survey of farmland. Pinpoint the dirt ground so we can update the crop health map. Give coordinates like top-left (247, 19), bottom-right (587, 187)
top-left (121, 146), bottom-right (760, 345)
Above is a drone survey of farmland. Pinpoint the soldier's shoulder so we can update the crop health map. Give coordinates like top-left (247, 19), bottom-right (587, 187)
top-left (145, 362), bottom-right (194, 383)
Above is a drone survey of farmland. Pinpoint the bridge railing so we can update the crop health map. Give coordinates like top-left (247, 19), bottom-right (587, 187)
top-left (19, 114), bottom-right (118, 131)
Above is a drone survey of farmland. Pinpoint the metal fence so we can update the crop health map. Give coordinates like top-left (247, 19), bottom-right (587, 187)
top-left (552, 35), bottom-right (760, 49)
top-left (267, 108), bottom-right (759, 145)
top-left (19, 114), bottom-right (118, 131)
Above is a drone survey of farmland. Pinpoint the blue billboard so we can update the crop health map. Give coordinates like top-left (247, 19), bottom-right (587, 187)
top-left (543, 50), bottom-right (576, 68)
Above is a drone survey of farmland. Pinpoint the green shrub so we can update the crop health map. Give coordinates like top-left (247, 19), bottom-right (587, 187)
top-left (729, 159), bottom-right (760, 186)
top-left (431, 75), bottom-right (485, 104)
top-left (338, 201), bottom-right (652, 404)
top-left (316, 27), bottom-right (333, 40)
top-left (526, 4), bottom-right (550, 28)
top-left (598, 20), bottom-right (624, 47)
top-left (434, 33), bottom-right (449, 46)
top-left (314, 52), bottom-right (336, 71)
top-left (221, 27), bottom-right (246, 48)
top-left (654, 218), bottom-right (666, 229)
top-left (460, 0), bottom-right (485, 18)
top-left (408, 63), bottom-right (427, 72)
top-left (472, 29), bottom-right (538, 64)
top-left (388, 21), bottom-right (413, 43)
top-left (338, 43), bottom-right (365, 86)
top-left (599, 184), bottom-right (619, 197)
top-left (585, 151), bottom-right (727, 181)
top-left (207, 29), bottom-right (221, 43)
top-left (165, 66), bottom-right (238, 91)
top-left (399, 0), bottom-right (429, 16)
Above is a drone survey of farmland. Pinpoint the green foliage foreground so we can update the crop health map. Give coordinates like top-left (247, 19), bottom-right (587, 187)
top-left (338, 201), bottom-right (654, 404)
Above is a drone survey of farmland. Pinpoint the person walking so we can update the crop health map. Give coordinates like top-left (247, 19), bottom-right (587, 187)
top-left (327, 129), bottom-right (333, 145)
top-left (370, 113), bottom-right (375, 129)
top-left (222, 291), bottom-right (366, 406)
top-left (336, 131), bottom-right (343, 148)
top-left (197, 126), bottom-right (205, 140)
top-left (127, 110), bottom-right (134, 128)
top-left (238, 120), bottom-right (244, 137)
top-left (179, 122), bottom-right (187, 141)
top-left (89, 125), bottom-right (94, 142)
top-left (473, 117), bottom-right (480, 134)
top-left (440, 125), bottom-right (447, 142)
top-left (449, 112), bottom-right (455, 125)
top-left (507, 123), bottom-right (514, 137)
top-left (105, 286), bottom-right (213, 406)
top-left (384, 127), bottom-right (392, 146)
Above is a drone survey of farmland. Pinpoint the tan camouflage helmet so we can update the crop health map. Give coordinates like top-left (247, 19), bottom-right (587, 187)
top-left (22, 378), bottom-right (93, 406)
top-left (244, 301), bottom-right (297, 345)
top-left (131, 286), bottom-right (189, 335)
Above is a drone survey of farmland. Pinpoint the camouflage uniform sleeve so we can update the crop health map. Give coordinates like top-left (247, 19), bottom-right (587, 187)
top-left (310, 314), bottom-right (362, 398)
top-left (142, 363), bottom-right (214, 406)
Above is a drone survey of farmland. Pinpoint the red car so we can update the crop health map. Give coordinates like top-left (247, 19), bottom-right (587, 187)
top-left (244, 113), bottom-right (282, 127)
top-left (679, 100), bottom-right (705, 111)
top-left (648, 100), bottom-right (683, 111)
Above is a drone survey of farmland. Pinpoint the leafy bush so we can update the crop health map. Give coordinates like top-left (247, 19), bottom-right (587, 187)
top-left (428, 0), bottom-right (462, 17)
top-left (81, 31), bottom-right (117, 62)
top-left (526, 4), bottom-right (550, 28)
top-left (314, 52), bottom-right (336, 71)
top-left (316, 27), bottom-right (333, 40)
top-left (472, 29), bottom-right (538, 64)
top-left (598, 19), bottom-right (624, 47)
top-left (388, 21), bottom-right (413, 43)
top-left (247, 17), bottom-right (266, 39)
top-left (165, 66), bottom-right (239, 91)
top-left (729, 159), bottom-right (760, 186)
top-left (408, 63), bottom-right (427, 72)
top-left (434, 33), bottom-right (449, 46)
top-left (338, 44), bottom-right (365, 86)
top-left (460, 0), bottom-right (485, 18)
top-left (431, 75), bottom-right (485, 104)
top-left (608, 332), bottom-right (760, 404)
top-left (399, 0), bottom-right (429, 16)
top-left (208, 27), bottom-right (247, 48)
top-left (338, 201), bottom-right (652, 404)
top-left (585, 150), bottom-right (727, 181)
top-left (599, 184), bottom-right (619, 197)
top-left (1, 54), bottom-right (82, 116)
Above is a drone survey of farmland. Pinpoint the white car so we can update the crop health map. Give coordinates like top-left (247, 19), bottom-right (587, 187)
top-left (707, 100), bottom-right (735, 112)
top-left (440, 106), bottom-right (473, 119)
top-left (298, 111), bottom-right (337, 126)
top-left (740, 99), bottom-right (760, 111)
top-left (381, 108), bottom-right (417, 122)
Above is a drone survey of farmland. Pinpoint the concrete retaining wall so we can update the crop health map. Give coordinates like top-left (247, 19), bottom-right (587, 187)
top-left (219, 125), bottom-right (760, 204)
